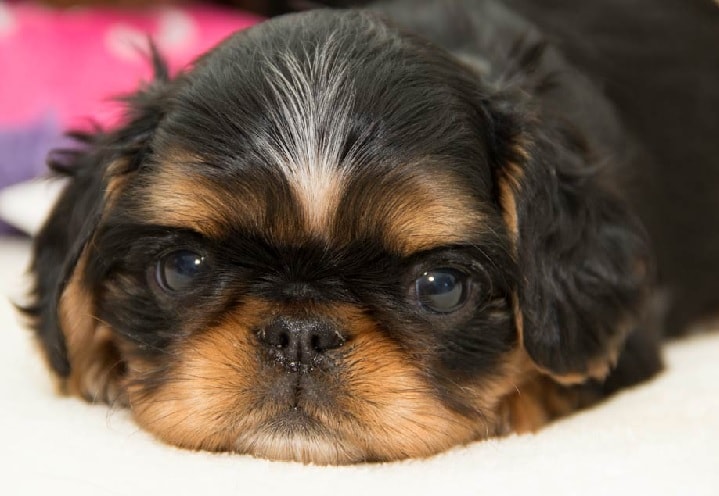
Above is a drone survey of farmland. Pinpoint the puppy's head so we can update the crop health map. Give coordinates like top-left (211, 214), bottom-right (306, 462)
top-left (31, 10), bottom-right (650, 463)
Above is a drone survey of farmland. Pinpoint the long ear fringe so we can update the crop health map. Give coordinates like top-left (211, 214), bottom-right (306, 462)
top-left (20, 152), bottom-right (107, 377)
top-left (480, 32), bottom-right (657, 381)
top-left (497, 113), bottom-right (654, 379)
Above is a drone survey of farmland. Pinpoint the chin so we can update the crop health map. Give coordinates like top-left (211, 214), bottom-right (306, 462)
top-left (25, 0), bottom-right (719, 464)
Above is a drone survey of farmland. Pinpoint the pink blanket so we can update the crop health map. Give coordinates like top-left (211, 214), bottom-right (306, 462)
top-left (0, 2), bottom-right (260, 226)
top-left (1, 2), bottom-right (260, 129)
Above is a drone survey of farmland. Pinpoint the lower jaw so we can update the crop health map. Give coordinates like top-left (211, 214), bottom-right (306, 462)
top-left (233, 425), bottom-right (368, 465)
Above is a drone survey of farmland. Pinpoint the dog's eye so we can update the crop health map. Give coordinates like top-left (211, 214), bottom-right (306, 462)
top-left (156, 250), bottom-right (206, 292)
top-left (415, 269), bottom-right (468, 313)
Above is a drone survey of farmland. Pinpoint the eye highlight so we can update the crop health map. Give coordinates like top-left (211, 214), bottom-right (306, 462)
top-left (415, 269), bottom-right (469, 313)
top-left (156, 250), bottom-right (206, 292)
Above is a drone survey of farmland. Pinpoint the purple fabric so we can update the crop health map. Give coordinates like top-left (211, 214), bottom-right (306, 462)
top-left (0, 115), bottom-right (73, 233)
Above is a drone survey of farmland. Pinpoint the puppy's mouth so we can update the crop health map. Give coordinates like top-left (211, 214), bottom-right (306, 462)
top-left (234, 417), bottom-right (366, 465)
top-left (235, 369), bottom-right (368, 463)
top-left (260, 404), bottom-right (326, 438)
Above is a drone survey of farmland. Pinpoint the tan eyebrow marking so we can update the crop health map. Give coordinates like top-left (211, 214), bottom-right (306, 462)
top-left (337, 164), bottom-right (490, 255)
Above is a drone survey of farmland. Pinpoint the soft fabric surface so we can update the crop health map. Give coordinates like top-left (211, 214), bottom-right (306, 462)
top-left (0, 177), bottom-right (66, 235)
top-left (0, 237), bottom-right (717, 495)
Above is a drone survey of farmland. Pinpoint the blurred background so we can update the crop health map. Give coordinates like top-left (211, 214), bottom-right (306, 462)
top-left (0, 0), bottom-right (365, 236)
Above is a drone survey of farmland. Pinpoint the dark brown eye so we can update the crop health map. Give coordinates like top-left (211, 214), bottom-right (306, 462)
top-left (415, 269), bottom-right (469, 313)
top-left (156, 250), bottom-right (206, 292)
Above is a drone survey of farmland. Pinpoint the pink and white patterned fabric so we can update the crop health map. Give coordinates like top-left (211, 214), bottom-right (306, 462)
top-left (0, 1), bottom-right (261, 231)
top-left (0, 1), bottom-right (261, 129)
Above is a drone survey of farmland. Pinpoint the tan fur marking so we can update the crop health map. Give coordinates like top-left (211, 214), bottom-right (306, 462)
top-left (134, 154), bottom-right (491, 252)
top-left (131, 168), bottom-right (237, 237)
top-left (130, 150), bottom-right (307, 243)
top-left (511, 291), bottom-right (524, 342)
top-left (541, 345), bottom-right (621, 385)
top-left (492, 351), bottom-right (602, 434)
top-left (296, 174), bottom-right (345, 236)
top-left (127, 299), bottom-right (274, 453)
top-left (497, 161), bottom-right (523, 244)
top-left (103, 159), bottom-right (131, 211)
top-left (503, 376), bottom-right (575, 432)
top-left (335, 323), bottom-right (482, 461)
top-left (529, 316), bottom-right (629, 386)
top-left (367, 169), bottom-right (489, 255)
top-left (496, 142), bottom-right (528, 246)
top-left (58, 255), bottom-right (127, 405)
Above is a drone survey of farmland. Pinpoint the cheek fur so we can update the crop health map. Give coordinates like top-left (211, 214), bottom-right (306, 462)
top-left (57, 250), bottom-right (128, 405)
top-left (125, 299), bottom-right (272, 453)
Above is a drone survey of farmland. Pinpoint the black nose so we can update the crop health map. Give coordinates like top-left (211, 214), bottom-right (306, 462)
top-left (259, 317), bottom-right (344, 369)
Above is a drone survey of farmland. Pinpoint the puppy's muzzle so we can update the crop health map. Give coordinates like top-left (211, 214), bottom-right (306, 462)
top-left (259, 317), bottom-right (345, 372)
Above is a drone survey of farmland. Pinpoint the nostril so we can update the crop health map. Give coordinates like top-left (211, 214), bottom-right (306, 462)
top-left (261, 320), bottom-right (292, 349)
top-left (310, 334), bottom-right (321, 352)
top-left (308, 324), bottom-right (343, 353)
top-left (259, 317), bottom-right (344, 367)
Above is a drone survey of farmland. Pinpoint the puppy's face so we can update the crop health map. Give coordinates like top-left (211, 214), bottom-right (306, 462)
top-left (34, 10), bottom-right (651, 464)
top-left (98, 160), bottom-right (518, 462)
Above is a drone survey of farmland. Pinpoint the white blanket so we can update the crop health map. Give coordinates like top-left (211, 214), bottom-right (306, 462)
top-left (1, 237), bottom-right (717, 495)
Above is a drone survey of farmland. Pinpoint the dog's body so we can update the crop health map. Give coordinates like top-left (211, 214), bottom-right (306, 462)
top-left (26, 0), bottom-right (719, 463)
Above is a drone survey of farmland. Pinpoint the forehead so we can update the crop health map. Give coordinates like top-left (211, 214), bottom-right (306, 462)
top-left (129, 10), bottom-right (497, 254)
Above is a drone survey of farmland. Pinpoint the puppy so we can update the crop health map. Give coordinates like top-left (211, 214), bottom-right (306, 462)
top-left (26, 0), bottom-right (719, 464)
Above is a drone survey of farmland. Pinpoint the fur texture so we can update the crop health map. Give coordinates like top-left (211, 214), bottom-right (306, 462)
top-left (25, 0), bottom-right (718, 464)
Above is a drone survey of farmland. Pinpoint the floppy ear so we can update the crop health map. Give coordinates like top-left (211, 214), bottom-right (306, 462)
top-left (25, 48), bottom-right (171, 400)
top-left (494, 111), bottom-right (652, 383)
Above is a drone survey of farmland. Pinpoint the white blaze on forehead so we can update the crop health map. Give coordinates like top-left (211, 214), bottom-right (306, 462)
top-left (260, 37), bottom-right (355, 232)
